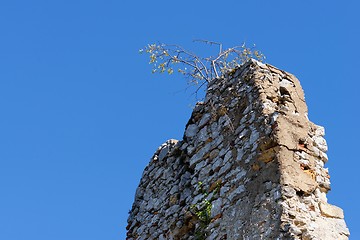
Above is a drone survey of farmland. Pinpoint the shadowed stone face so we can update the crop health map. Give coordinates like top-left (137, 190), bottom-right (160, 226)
top-left (127, 60), bottom-right (349, 240)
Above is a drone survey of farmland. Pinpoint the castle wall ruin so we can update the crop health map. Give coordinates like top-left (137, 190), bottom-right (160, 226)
top-left (127, 60), bottom-right (349, 239)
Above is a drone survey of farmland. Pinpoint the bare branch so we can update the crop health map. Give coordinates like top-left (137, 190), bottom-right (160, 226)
top-left (140, 40), bottom-right (265, 95)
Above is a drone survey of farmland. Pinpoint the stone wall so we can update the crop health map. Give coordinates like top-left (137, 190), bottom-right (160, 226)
top-left (126, 60), bottom-right (349, 239)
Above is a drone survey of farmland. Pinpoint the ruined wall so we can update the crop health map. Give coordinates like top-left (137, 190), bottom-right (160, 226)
top-left (127, 60), bottom-right (349, 239)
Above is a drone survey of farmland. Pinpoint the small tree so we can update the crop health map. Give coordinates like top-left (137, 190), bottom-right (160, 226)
top-left (140, 40), bottom-right (265, 87)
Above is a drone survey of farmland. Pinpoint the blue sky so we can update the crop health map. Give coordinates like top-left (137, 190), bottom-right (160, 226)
top-left (0, 1), bottom-right (359, 239)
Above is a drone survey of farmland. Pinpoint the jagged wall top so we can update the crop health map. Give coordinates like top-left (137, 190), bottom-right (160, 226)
top-left (127, 59), bottom-right (349, 239)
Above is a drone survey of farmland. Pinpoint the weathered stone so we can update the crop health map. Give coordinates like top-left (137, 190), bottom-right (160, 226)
top-left (223, 150), bottom-right (232, 163)
top-left (185, 124), bottom-right (198, 138)
top-left (314, 125), bottom-right (325, 137)
top-left (218, 161), bottom-right (232, 176)
top-left (198, 113), bottom-right (211, 128)
top-left (197, 126), bottom-right (208, 143)
top-left (169, 185), bottom-right (178, 195)
top-left (158, 146), bottom-right (169, 161)
top-left (227, 185), bottom-right (245, 202)
top-left (127, 60), bottom-right (349, 240)
top-left (209, 149), bottom-right (219, 160)
top-left (313, 135), bottom-right (328, 152)
top-left (211, 198), bottom-right (223, 218)
top-left (189, 142), bottom-right (212, 167)
top-left (194, 160), bottom-right (207, 172)
top-left (236, 148), bottom-right (244, 161)
top-left (319, 202), bottom-right (345, 219)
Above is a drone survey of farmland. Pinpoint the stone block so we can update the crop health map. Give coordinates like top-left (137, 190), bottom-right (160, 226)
top-left (319, 202), bottom-right (345, 219)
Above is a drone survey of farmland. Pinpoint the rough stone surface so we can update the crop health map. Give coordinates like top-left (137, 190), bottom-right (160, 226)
top-left (319, 202), bottom-right (345, 219)
top-left (127, 60), bottom-right (349, 239)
